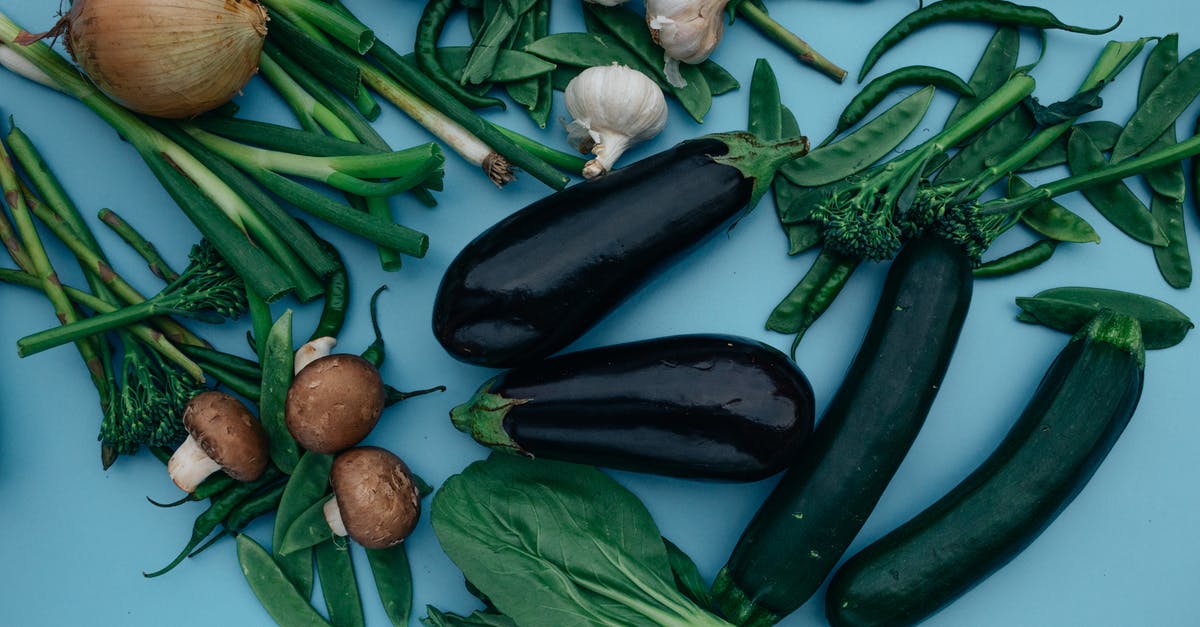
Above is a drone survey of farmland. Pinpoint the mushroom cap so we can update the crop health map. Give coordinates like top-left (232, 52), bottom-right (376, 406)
top-left (330, 446), bottom-right (420, 549)
top-left (285, 354), bottom-right (386, 454)
top-left (182, 390), bottom-right (269, 482)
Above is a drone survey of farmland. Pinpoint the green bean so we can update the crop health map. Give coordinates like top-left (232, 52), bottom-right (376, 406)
top-left (748, 59), bottom-right (782, 143)
top-left (973, 239), bottom-right (1058, 278)
top-left (1015, 121), bottom-right (1122, 172)
top-left (145, 471), bottom-right (279, 578)
top-left (1066, 128), bottom-right (1168, 246)
top-left (781, 86), bottom-right (935, 187)
top-left (366, 544), bottom-right (414, 627)
top-left (859, 0), bottom-right (1121, 82)
top-left (581, 2), bottom-right (712, 122)
top-left (416, 0), bottom-right (505, 109)
top-left (825, 66), bottom-right (974, 147)
top-left (261, 311), bottom-right (300, 474)
top-left (1008, 176), bottom-right (1099, 244)
top-left (766, 249), bottom-right (859, 355)
top-left (1015, 287), bottom-right (1193, 349)
top-left (315, 540), bottom-right (365, 627)
top-left (935, 105), bottom-right (1034, 184)
top-left (945, 28), bottom-right (1020, 131)
top-left (236, 534), bottom-right (332, 627)
top-left (1112, 47), bottom-right (1200, 163)
top-left (279, 495), bottom-right (335, 556)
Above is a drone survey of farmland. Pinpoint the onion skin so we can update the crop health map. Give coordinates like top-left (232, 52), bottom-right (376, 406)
top-left (61, 0), bottom-right (268, 118)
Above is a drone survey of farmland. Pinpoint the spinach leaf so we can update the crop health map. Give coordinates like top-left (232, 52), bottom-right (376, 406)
top-left (431, 454), bottom-right (732, 627)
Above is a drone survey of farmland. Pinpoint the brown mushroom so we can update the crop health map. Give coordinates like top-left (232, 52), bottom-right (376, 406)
top-left (323, 446), bottom-right (420, 549)
top-left (168, 390), bottom-right (269, 493)
top-left (285, 353), bottom-right (386, 454)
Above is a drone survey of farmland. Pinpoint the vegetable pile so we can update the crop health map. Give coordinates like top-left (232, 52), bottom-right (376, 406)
top-left (1, 0), bottom-right (1199, 625)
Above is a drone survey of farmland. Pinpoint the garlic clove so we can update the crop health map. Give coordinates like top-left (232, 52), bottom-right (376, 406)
top-left (563, 64), bottom-right (668, 179)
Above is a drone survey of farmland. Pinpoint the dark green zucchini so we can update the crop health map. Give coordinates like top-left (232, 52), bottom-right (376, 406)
top-left (450, 334), bottom-right (815, 481)
top-left (711, 234), bottom-right (974, 626)
top-left (825, 311), bottom-right (1145, 627)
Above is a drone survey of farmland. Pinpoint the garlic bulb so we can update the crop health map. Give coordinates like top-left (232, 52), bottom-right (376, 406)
top-left (564, 64), bottom-right (668, 179)
top-left (23, 0), bottom-right (267, 119)
top-left (584, 0), bottom-right (630, 5)
top-left (645, 0), bottom-right (730, 88)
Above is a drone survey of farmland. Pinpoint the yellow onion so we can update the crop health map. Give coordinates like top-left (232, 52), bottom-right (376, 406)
top-left (29, 0), bottom-right (268, 118)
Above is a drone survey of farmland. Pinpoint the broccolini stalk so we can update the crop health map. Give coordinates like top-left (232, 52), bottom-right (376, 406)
top-left (18, 240), bottom-right (247, 357)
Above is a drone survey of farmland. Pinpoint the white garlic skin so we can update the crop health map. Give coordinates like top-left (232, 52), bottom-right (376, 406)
top-left (646, 0), bottom-right (730, 87)
top-left (583, 0), bottom-right (629, 5)
top-left (564, 64), bottom-right (668, 179)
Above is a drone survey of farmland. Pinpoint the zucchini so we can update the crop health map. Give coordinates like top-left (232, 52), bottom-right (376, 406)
top-left (711, 234), bottom-right (974, 625)
top-left (432, 133), bottom-right (807, 368)
top-left (826, 311), bottom-right (1145, 627)
top-left (450, 334), bottom-right (816, 481)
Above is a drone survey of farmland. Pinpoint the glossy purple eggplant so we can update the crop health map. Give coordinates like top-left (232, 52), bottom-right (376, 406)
top-left (450, 334), bottom-right (816, 481)
top-left (432, 134), bottom-right (807, 367)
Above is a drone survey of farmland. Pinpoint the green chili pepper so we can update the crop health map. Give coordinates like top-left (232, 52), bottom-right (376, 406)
top-left (366, 544), bottom-right (414, 627)
top-left (973, 239), bottom-right (1058, 278)
top-left (359, 285), bottom-right (388, 369)
top-left (237, 534), bottom-right (331, 627)
top-left (825, 65), bottom-right (974, 147)
top-left (859, 0), bottom-right (1121, 82)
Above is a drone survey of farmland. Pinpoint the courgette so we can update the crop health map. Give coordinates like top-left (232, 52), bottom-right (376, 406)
top-left (711, 234), bottom-right (974, 625)
top-left (825, 311), bottom-right (1145, 627)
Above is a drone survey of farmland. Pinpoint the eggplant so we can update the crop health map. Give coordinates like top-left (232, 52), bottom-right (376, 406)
top-left (433, 133), bottom-right (809, 367)
top-left (449, 334), bottom-right (816, 481)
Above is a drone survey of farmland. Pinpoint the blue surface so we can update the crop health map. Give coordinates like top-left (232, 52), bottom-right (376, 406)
top-left (1, 1), bottom-right (1198, 625)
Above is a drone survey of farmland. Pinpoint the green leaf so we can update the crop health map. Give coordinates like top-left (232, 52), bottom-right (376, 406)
top-left (663, 538), bottom-right (712, 609)
top-left (422, 607), bottom-right (517, 627)
top-left (431, 455), bottom-right (730, 627)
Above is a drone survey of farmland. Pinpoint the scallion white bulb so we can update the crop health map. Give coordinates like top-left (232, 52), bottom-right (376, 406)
top-left (564, 64), bottom-right (668, 179)
top-left (646, 0), bottom-right (730, 88)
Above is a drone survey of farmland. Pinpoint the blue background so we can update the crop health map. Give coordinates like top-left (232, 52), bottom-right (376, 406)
top-left (1, 1), bottom-right (1198, 625)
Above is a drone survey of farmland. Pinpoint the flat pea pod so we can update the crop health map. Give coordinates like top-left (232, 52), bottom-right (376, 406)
top-left (945, 28), bottom-right (1020, 132)
top-left (1151, 194), bottom-right (1192, 288)
top-left (1016, 286), bottom-right (1194, 349)
top-left (525, 33), bottom-right (649, 79)
top-left (237, 534), bottom-right (332, 627)
top-left (972, 239), bottom-right (1058, 278)
top-left (280, 495), bottom-right (335, 556)
top-left (274, 451), bottom-right (334, 595)
top-left (366, 544), bottom-right (414, 627)
top-left (781, 86), bottom-right (935, 187)
top-left (461, 0), bottom-right (539, 86)
top-left (773, 105), bottom-right (824, 256)
top-left (415, 0), bottom-right (506, 109)
top-left (1015, 121), bottom-right (1122, 172)
top-left (246, 283), bottom-right (272, 359)
top-left (315, 540), bottom-right (365, 627)
top-left (935, 105), bottom-right (1034, 184)
top-left (1066, 129), bottom-right (1168, 246)
top-left (699, 60), bottom-right (740, 95)
top-left (144, 471), bottom-right (280, 578)
top-left (1112, 47), bottom-right (1200, 164)
top-left (858, 0), bottom-right (1121, 82)
top-left (766, 249), bottom-right (859, 355)
top-left (431, 47), bottom-right (556, 83)
top-left (261, 310), bottom-right (300, 474)
top-left (1008, 176), bottom-right (1099, 244)
top-left (825, 66), bottom-right (974, 147)
top-left (581, 2), bottom-right (712, 122)
top-left (1137, 34), bottom-right (1186, 202)
top-left (748, 58), bottom-right (782, 145)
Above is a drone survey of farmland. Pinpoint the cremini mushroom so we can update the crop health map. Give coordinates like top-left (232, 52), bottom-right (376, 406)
top-left (168, 391), bottom-right (269, 493)
top-left (285, 354), bottom-right (386, 454)
top-left (323, 446), bottom-right (420, 549)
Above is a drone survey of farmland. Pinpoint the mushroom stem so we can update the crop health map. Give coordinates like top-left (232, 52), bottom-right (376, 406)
top-left (167, 434), bottom-right (223, 493)
top-left (324, 496), bottom-right (348, 537)
top-left (295, 336), bottom-right (336, 374)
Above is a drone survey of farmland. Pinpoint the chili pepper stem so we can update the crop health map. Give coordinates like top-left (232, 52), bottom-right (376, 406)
top-left (737, 2), bottom-right (847, 83)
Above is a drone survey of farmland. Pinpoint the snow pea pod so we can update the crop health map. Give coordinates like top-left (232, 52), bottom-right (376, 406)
top-left (525, 33), bottom-right (648, 78)
top-left (366, 544), bottom-right (415, 627)
top-left (782, 86), bottom-right (935, 187)
top-left (748, 59), bottom-right (783, 147)
top-left (1008, 176), bottom-right (1099, 244)
top-left (280, 495), bottom-right (335, 556)
top-left (1066, 129), bottom-right (1168, 246)
top-left (773, 105), bottom-right (823, 255)
top-left (261, 310), bottom-right (300, 474)
top-left (1015, 121), bottom-right (1122, 172)
top-left (273, 451), bottom-right (333, 595)
top-left (945, 27), bottom-right (1020, 132)
top-left (237, 534), bottom-right (331, 627)
top-left (859, 0), bottom-right (1121, 82)
top-left (1016, 287), bottom-right (1193, 349)
top-left (1151, 194), bottom-right (1192, 288)
top-left (766, 249), bottom-right (859, 354)
top-left (1112, 47), bottom-right (1200, 163)
top-left (415, 0), bottom-right (505, 109)
top-left (315, 540), bottom-right (365, 627)
top-left (935, 105), bottom-right (1034, 184)
top-left (973, 239), bottom-right (1058, 278)
top-left (826, 66), bottom-right (974, 147)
